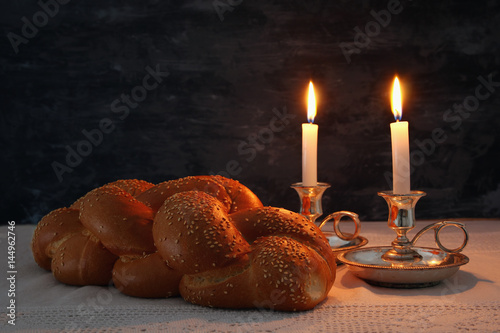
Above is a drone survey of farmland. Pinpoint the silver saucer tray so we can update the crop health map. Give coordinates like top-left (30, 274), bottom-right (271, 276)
top-left (338, 246), bottom-right (469, 288)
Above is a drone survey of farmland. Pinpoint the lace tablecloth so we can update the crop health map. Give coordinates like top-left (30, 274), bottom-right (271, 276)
top-left (1, 219), bottom-right (499, 332)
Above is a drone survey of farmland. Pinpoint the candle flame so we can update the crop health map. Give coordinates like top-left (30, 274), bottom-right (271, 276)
top-left (307, 81), bottom-right (316, 123)
top-left (391, 76), bottom-right (402, 121)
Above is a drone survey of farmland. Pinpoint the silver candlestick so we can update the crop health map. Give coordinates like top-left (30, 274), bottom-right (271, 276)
top-left (378, 191), bottom-right (426, 262)
top-left (338, 189), bottom-right (470, 288)
top-left (291, 182), bottom-right (363, 244)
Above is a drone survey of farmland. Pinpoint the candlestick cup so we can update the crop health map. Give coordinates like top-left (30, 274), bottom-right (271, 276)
top-left (378, 191), bottom-right (426, 262)
top-left (291, 182), bottom-right (330, 223)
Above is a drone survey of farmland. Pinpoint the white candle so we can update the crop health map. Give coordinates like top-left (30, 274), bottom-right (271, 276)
top-left (390, 76), bottom-right (411, 194)
top-left (302, 81), bottom-right (318, 186)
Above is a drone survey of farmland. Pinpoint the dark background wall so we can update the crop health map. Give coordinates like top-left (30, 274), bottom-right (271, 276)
top-left (2, 0), bottom-right (499, 225)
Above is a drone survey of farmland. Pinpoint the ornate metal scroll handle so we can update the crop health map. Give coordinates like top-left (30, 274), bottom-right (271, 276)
top-left (410, 221), bottom-right (469, 253)
top-left (319, 211), bottom-right (361, 241)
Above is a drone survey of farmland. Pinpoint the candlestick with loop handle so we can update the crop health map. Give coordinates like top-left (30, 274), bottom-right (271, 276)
top-left (378, 191), bottom-right (468, 263)
top-left (338, 190), bottom-right (470, 288)
top-left (291, 182), bottom-right (363, 245)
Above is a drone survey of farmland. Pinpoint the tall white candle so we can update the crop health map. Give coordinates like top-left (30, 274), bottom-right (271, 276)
top-left (390, 76), bottom-right (411, 194)
top-left (302, 81), bottom-right (318, 186)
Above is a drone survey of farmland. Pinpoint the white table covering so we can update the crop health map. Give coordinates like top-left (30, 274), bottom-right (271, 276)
top-left (1, 219), bottom-right (499, 332)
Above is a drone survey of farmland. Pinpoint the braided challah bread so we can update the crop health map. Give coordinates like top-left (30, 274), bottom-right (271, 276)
top-left (32, 175), bottom-right (336, 311)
